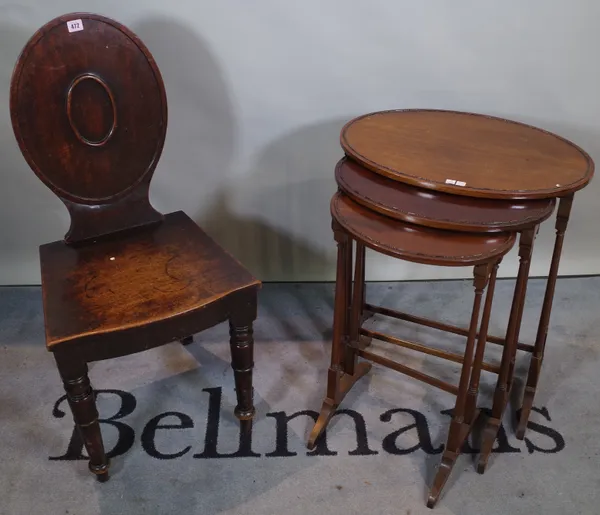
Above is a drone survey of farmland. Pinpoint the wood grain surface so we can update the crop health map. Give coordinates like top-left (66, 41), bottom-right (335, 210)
top-left (341, 109), bottom-right (593, 199)
top-left (331, 192), bottom-right (516, 266)
top-left (336, 158), bottom-right (555, 232)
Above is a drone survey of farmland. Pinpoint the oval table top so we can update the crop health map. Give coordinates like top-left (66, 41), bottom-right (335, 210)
top-left (341, 109), bottom-right (594, 200)
top-left (331, 192), bottom-right (516, 267)
top-left (335, 158), bottom-right (555, 232)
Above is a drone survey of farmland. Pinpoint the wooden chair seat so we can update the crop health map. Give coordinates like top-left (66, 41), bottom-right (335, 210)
top-left (41, 211), bottom-right (259, 353)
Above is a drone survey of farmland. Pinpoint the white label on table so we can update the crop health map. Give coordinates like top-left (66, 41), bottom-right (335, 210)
top-left (67, 19), bottom-right (84, 33)
top-left (455, 181), bottom-right (467, 186)
top-left (445, 179), bottom-right (456, 184)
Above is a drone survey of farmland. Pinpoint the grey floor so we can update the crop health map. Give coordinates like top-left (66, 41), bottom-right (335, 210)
top-left (1, 278), bottom-right (599, 515)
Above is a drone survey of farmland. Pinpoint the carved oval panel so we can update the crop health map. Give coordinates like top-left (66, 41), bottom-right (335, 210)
top-left (67, 74), bottom-right (117, 146)
top-left (10, 14), bottom-right (167, 203)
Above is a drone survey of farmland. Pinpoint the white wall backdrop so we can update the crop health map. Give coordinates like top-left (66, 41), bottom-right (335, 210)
top-left (1, 0), bottom-right (599, 284)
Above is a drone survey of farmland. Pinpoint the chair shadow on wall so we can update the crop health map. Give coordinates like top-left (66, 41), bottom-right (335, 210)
top-left (205, 115), bottom-right (409, 448)
top-left (199, 120), bottom-right (380, 427)
top-left (136, 10), bottom-right (356, 429)
top-left (136, 14), bottom-right (340, 345)
top-left (197, 111), bottom-right (353, 343)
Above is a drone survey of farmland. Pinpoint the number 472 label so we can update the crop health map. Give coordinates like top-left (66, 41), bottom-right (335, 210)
top-left (67, 19), bottom-right (84, 33)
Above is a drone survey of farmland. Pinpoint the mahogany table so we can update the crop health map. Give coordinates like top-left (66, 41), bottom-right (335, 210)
top-left (340, 109), bottom-right (594, 463)
top-left (335, 156), bottom-right (557, 475)
top-left (316, 191), bottom-right (516, 507)
top-left (309, 170), bottom-right (558, 505)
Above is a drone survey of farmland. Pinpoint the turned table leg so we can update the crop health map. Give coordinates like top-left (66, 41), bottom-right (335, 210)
top-left (345, 241), bottom-right (366, 375)
top-left (428, 263), bottom-right (493, 508)
top-left (308, 225), bottom-right (371, 449)
top-left (464, 260), bottom-right (500, 425)
top-left (478, 227), bottom-right (535, 472)
top-left (354, 243), bottom-right (373, 348)
top-left (516, 195), bottom-right (573, 439)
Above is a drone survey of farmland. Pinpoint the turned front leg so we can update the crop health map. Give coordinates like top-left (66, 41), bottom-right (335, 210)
top-left (229, 318), bottom-right (256, 432)
top-left (54, 354), bottom-right (109, 481)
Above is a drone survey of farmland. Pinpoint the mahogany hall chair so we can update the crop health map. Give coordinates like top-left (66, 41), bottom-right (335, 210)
top-left (10, 13), bottom-right (259, 481)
